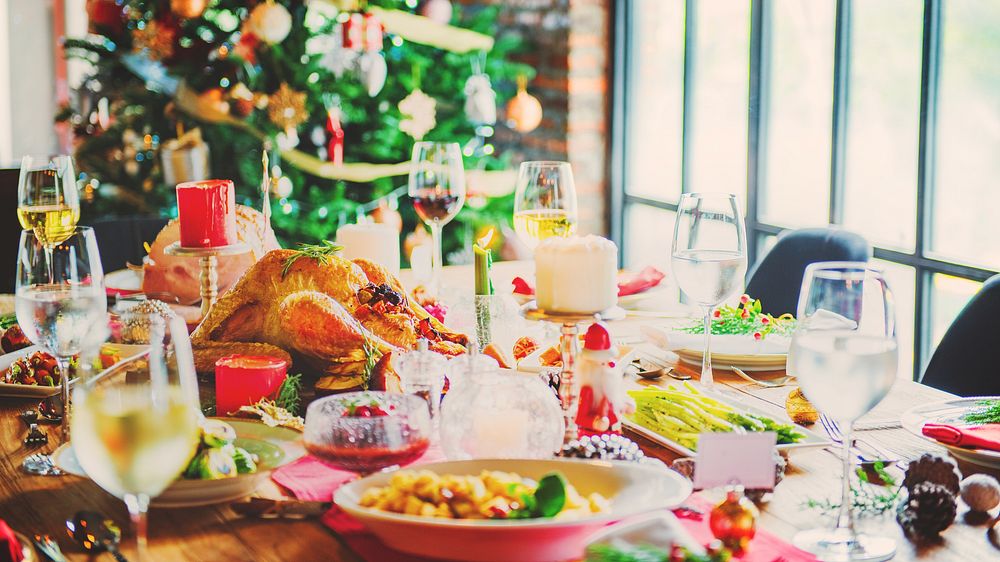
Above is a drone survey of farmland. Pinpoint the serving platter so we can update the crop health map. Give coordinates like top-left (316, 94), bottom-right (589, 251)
top-left (334, 458), bottom-right (692, 562)
top-left (55, 418), bottom-right (305, 507)
top-left (622, 390), bottom-right (829, 458)
top-left (0, 346), bottom-right (62, 398)
top-left (901, 396), bottom-right (1000, 469)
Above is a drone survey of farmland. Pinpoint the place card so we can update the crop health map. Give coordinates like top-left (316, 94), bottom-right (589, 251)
top-left (693, 432), bottom-right (777, 490)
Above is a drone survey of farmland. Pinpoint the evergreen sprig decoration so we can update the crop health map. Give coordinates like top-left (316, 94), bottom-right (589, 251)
top-left (962, 399), bottom-right (1000, 424)
top-left (361, 336), bottom-right (382, 391)
top-left (678, 294), bottom-right (795, 340)
top-left (280, 240), bottom-right (342, 278)
top-left (804, 461), bottom-right (901, 516)
top-left (274, 373), bottom-right (303, 415)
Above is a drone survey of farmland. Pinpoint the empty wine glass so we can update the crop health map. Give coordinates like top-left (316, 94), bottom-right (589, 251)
top-left (15, 227), bottom-right (108, 439)
top-left (670, 193), bottom-right (747, 387)
top-left (72, 310), bottom-right (202, 561)
top-left (408, 142), bottom-right (466, 295)
top-left (513, 161), bottom-right (578, 250)
top-left (788, 263), bottom-right (897, 561)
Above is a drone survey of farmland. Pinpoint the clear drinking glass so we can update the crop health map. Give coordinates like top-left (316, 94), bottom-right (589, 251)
top-left (17, 155), bottom-right (81, 282)
top-left (15, 227), bottom-right (107, 439)
top-left (788, 262), bottom-right (897, 561)
top-left (407, 142), bottom-right (466, 295)
top-left (513, 161), bottom-right (578, 250)
top-left (670, 193), bottom-right (747, 387)
top-left (72, 311), bottom-right (202, 562)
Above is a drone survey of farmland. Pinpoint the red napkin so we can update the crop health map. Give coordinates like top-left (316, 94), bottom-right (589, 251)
top-left (922, 423), bottom-right (1000, 451)
top-left (0, 519), bottom-right (24, 562)
top-left (273, 451), bottom-right (815, 562)
top-left (511, 266), bottom-right (666, 298)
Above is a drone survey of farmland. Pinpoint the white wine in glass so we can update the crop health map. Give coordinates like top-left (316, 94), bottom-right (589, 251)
top-left (513, 161), bottom-right (578, 249)
top-left (17, 155), bottom-right (80, 247)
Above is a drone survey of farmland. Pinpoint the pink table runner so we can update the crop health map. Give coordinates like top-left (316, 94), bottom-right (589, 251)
top-left (272, 452), bottom-right (817, 562)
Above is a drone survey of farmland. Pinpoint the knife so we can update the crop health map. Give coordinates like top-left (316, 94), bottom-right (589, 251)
top-left (230, 497), bottom-right (332, 519)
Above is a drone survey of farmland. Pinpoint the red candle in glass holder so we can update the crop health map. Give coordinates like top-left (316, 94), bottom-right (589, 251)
top-left (176, 179), bottom-right (237, 247)
top-left (215, 355), bottom-right (288, 416)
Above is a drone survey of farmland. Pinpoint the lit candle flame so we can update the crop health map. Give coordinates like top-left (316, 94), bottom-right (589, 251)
top-left (477, 228), bottom-right (495, 249)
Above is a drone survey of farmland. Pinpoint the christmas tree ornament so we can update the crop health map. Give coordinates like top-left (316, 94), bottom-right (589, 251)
top-left (234, 32), bottom-right (260, 64)
top-left (87, 0), bottom-right (126, 34)
top-left (709, 485), bottom-right (759, 554)
top-left (195, 88), bottom-right (230, 118)
top-left (246, 1), bottom-right (293, 46)
top-left (897, 482), bottom-right (957, 539)
top-left (363, 12), bottom-right (384, 52)
top-left (370, 199), bottom-right (403, 233)
top-left (161, 127), bottom-right (211, 186)
top-left (903, 452), bottom-right (962, 495)
top-left (342, 13), bottom-right (365, 50)
top-left (272, 175), bottom-right (293, 198)
top-left (574, 322), bottom-right (635, 433)
top-left (419, 0), bottom-right (453, 24)
top-left (959, 474), bottom-right (1000, 513)
top-left (132, 20), bottom-right (175, 61)
top-left (558, 433), bottom-right (645, 462)
top-left (325, 100), bottom-right (345, 165)
top-left (228, 83), bottom-right (255, 118)
top-left (506, 74), bottom-right (543, 133)
top-left (267, 83), bottom-right (309, 130)
top-left (464, 73), bottom-right (497, 126)
top-left (358, 51), bottom-right (388, 97)
top-left (170, 0), bottom-right (208, 19)
top-left (398, 89), bottom-right (437, 140)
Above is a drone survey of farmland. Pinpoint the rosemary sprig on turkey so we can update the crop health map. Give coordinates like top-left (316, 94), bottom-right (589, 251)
top-left (281, 241), bottom-right (343, 278)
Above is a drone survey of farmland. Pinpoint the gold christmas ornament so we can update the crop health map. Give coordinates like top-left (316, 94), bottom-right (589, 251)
top-left (505, 74), bottom-right (542, 133)
top-left (246, 1), bottom-right (293, 45)
top-left (170, 0), bottom-right (208, 19)
top-left (132, 20), bottom-right (175, 60)
top-left (267, 83), bottom-right (309, 130)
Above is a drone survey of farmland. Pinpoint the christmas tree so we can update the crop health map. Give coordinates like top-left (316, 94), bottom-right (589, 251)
top-left (62, 0), bottom-right (539, 261)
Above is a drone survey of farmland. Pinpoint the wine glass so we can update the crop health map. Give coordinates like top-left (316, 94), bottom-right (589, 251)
top-left (72, 310), bottom-right (201, 561)
top-left (17, 155), bottom-right (80, 280)
top-left (788, 263), bottom-right (897, 561)
top-left (408, 142), bottom-right (466, 295)
top-left (15, 227), bottom-right (107, 439)
top-left (670, 193), bottom-right (747, 387)
top-left (513, 161), bottom-right (578, 249)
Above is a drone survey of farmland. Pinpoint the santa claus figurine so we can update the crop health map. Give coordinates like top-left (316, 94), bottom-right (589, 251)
top-left (575, 322), bottom-right (636, 433)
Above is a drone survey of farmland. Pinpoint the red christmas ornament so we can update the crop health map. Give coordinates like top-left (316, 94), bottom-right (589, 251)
top-left (325, 105), bottom-right (344, 165)
top-left (363, 13), bottom-right (384, 52)
top-left (584, 322), bottom-right (612, 351)
top-left (709, 486), bottom-right (759, 554)
top-left (343, 13), bottom-right (364, 50)
top-left (86, 0), bottom-right (126, 35)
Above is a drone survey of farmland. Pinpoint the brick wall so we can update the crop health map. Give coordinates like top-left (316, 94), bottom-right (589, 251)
top-left (460, 0), bottom-right (611, 236)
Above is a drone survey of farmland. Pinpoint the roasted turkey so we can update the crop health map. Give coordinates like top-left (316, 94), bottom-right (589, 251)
top-left (190, 249), bottom-right (467, 391)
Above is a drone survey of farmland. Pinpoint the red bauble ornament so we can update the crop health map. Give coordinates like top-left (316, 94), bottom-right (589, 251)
top-left (86, 0), bottom-right (125, 35)
top-left (325, 106), bottom-right (345, 165)
top-left (343, 13), bottom-right (364, 50)
top-left (709, 486), bottom-right (759, 554)
top-left (363, 13), bottom-right (384, 52)
top-left (170, 0), bottom-right (208, 19)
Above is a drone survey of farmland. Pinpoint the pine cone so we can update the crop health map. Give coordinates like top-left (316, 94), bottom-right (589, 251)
top-left (903, 453), bottom-right (962, 494)
top-left (896, 482), bottom-right (957, 538)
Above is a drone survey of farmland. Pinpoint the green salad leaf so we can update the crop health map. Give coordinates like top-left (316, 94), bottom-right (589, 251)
top-left (677, 294), bottom-right (794, 340)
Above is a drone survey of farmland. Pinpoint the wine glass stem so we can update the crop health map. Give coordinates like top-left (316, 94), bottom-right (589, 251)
top-left (700, 306), bottom-right (714, 387)
top-left (43, 245), bottom-right (55, 284)
top-left (56, 356), bottom-right (71, 441)
top-left (124, 493), bottom-right (150, 561)
top-left (429, 222), bottom-right (443, 295)
top-left (836, 424), bottom-right (856, 537)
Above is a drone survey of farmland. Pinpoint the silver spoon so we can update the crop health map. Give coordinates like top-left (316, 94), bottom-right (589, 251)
top-left (37, 394), bottom-right (65, 423)
top-left (731, 366), bottom-right (793, 388)
top-left (66, 511), bottom-right (130, 562)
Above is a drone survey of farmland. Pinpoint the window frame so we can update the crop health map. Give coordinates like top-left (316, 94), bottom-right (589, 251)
top-left (610, 0), bottom-right (998, 380)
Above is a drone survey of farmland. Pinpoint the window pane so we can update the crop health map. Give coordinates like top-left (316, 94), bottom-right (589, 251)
top-left (687, 0), bottom-right (749, 200)
top-left (875, 259), bottom-right (915, 379)
top-left (626, 1), bottom-right (685, 202)
top-left (623, 204), bottom-right (675, 273)
top-left (932, 2), bottom-right (1000, 268)
top-left (930, 274), bottom-right (981, 350)
top-left (842, 0), bottom-right (921, 251)
top-left (759, 0), bottom-right (835, 227)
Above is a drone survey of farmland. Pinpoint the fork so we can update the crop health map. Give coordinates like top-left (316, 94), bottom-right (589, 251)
top-left (22, 453), bottom-right (64, 476)
top-left (731, 367), bottom-right (793, 388)
top-left (820, 414), bottom-right (898, 467)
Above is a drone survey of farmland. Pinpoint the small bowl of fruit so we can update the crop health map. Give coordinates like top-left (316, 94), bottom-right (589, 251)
top-left (304, 391), bottom-right (432, 475)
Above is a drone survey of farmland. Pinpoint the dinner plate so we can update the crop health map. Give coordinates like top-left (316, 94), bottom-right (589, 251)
top-left (673, 348), bottom-right (787, 372)
top-left (54, 418), bottom-right (305, 507)
top-left (901, 396), bottom-right (1000, 469)
top-left (622, 391), bottom-right (829, 457)
top-left (106, 268), bottom-right (143, 296)
top-left (0, 346), bottom-right (62, 398)
top-left (512, 286), bottom-right (668, 309)
top-left (334, 458), bottom-right (692, 562)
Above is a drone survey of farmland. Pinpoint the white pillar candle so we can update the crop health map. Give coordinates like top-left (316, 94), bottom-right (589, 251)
top-left (535, 235), bottom-right (618, 313)
top-left (336, 223), bottom-right (401, 275)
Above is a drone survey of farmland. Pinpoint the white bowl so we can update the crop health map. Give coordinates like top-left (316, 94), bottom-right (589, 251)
top-left (334, 458), bottom-right (692, 562)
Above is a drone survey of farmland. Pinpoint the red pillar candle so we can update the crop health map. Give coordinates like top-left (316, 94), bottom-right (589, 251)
top-left (215, 355), bottom-right (288, 416)
top-left (176, 179), bottom-right (237, 248)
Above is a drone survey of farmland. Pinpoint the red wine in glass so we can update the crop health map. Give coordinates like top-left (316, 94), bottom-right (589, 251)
top-left (412, 189), bottom-right (462, 224)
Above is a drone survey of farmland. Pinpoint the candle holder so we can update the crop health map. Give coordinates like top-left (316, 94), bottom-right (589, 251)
top-left (520, 302), bottom-right (625, 442)
top-left (164, 241), bottom-right (251, 319)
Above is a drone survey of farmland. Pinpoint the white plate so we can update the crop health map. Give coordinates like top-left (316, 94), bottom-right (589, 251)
top-left (512, 286), bottom-right (667, 309)
top-left (335, 458), bottom-right (692, 562)
top-left (623, 391), bottom-right (829, 457)
top-left (902, 396), bottom-right (1000, 469)
top-left (55, 418), bottom-right (305, 508)
top-left (0, 346), bottom-right (62, 398)
top-left (106, 268), bottom-right (142, 293)
top-left (673, 348), bottom-right (787, 372)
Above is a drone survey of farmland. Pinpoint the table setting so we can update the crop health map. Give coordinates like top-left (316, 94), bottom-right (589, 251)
top-left (1, 153), bottom-right (999, 562)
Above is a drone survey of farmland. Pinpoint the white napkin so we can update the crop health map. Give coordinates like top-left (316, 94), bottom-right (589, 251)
top-left (640, 325), bottom-right (790, 355)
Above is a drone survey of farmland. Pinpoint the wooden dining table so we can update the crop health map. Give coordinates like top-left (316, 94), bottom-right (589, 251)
top-left (0, 261), bottom-right (996, 562)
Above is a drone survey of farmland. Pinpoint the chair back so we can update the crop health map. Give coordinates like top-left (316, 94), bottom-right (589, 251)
top-left (745, 227), bottom-right (871, 316)
top-left (921, 274), bottom-right (1000, 396)
top-left (0, 169), bottom-right (19, 293)
top-left (85, 216), bottom-right (169, 273)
